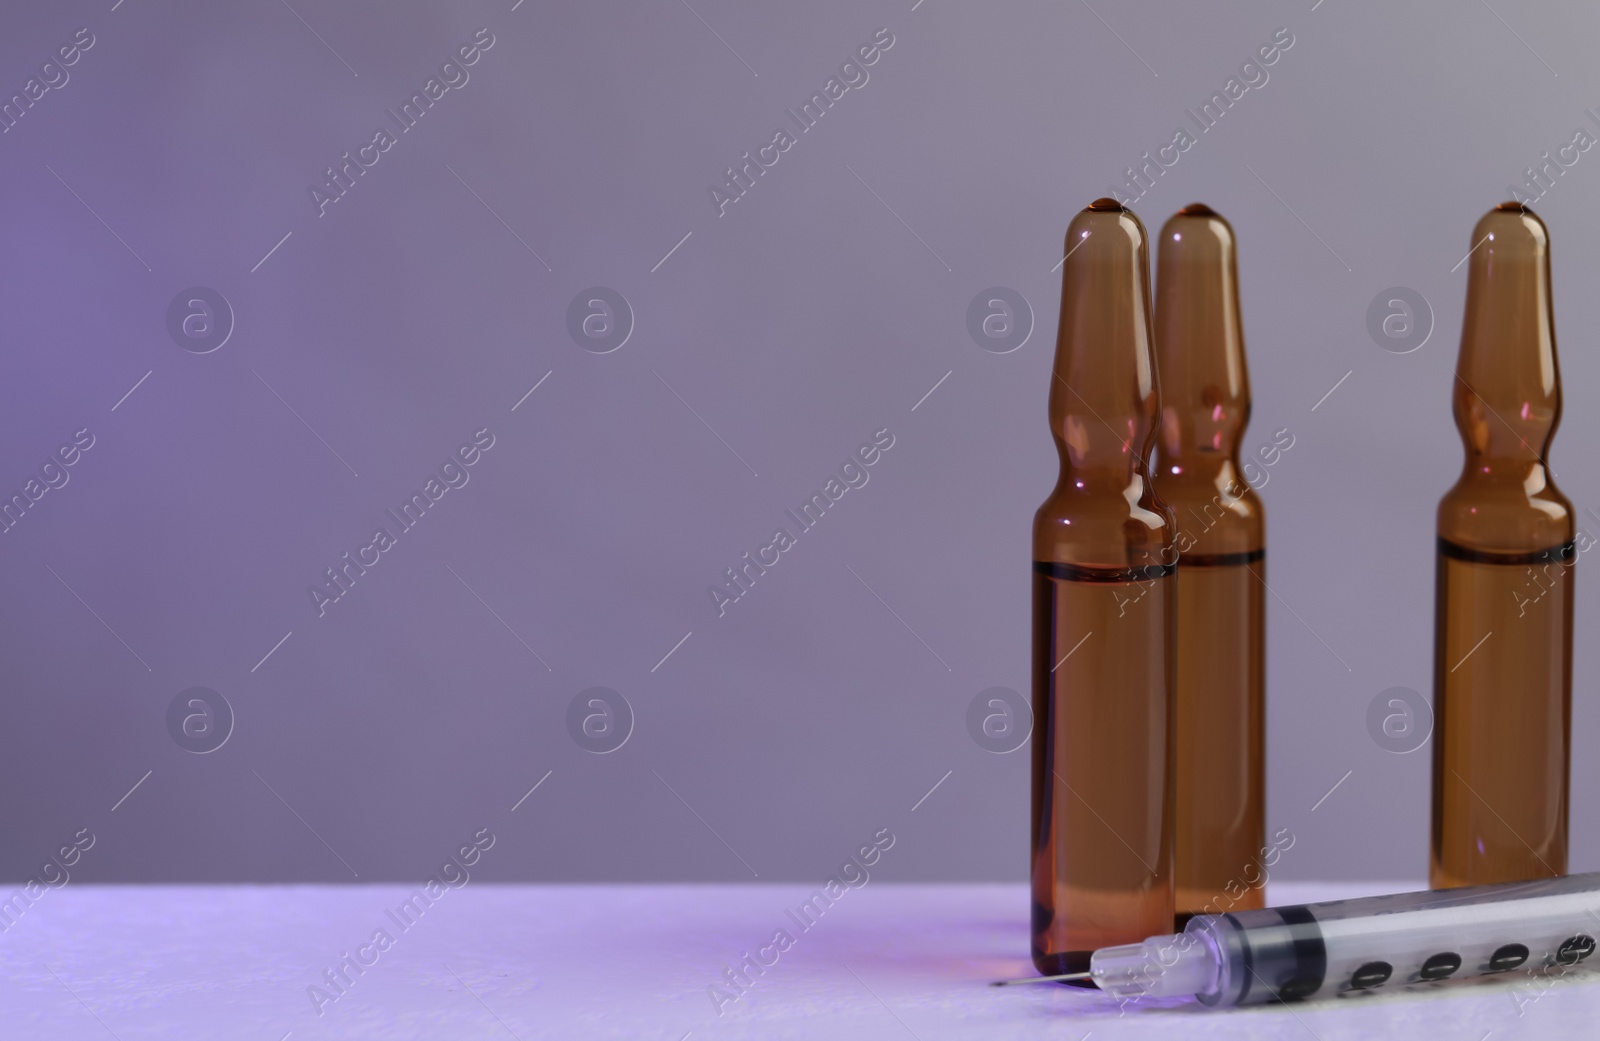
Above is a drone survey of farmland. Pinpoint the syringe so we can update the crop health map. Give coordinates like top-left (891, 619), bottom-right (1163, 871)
top-left (997, 872), bottom-right (1600, 1006)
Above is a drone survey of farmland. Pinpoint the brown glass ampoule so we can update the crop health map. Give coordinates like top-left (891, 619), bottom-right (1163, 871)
top-left (1151, 204), bottom-right (1265, 924)
top-left (1432, 203), bottom-right (1574, 889)
top-left (1032, 199), bottom-right (1176, 979)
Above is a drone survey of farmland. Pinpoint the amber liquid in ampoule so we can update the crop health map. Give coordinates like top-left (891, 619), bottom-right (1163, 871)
top-left (1032, 199), bottom-right (1176, 978)
top-left (1151, 204), bottom-right (1265, 924)
top-left (1432, 203), bottom-right (1573, 889)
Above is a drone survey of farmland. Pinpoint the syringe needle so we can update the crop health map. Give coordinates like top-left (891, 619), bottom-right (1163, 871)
top-left (991, 971), bottom-right (1093, 986)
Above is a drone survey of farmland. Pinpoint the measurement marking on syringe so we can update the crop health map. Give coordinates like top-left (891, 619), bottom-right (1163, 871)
top-left (1245, 964), bottom-right (1326, 1033)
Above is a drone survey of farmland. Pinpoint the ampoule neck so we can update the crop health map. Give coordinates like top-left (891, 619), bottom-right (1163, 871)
top-left (1154, 204), bottom-right (1250, 470)
top-left (1036, 199), bottom-right (1174, 568)
top-left (1453, 203), bottom-right (1560, 464)
top-left (1439, 203), bottom-right (1572, 553)
top-left (1047, 200), bottom-right (1158, 481)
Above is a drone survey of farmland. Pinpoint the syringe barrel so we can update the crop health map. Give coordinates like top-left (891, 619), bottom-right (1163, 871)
top-left (1190, 871), bottom-right (1600, 1006)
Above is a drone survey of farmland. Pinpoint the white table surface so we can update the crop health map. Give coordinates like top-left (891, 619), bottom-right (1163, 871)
top-left (1, 880), bottom-right (1596, 1039)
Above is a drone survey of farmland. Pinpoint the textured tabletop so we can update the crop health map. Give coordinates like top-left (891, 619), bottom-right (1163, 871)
top-left (1, 881), bottom-right (1596, 1039)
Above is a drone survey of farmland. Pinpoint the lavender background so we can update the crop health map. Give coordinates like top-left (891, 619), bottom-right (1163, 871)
top-left (1, 0), bottom-right (1597, 885)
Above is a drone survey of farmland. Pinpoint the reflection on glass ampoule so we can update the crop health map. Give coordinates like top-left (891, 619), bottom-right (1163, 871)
top-left (1432, 202), bottom-right (1573, 890)
top-left (1032, 199), bottom-right (1176, 980)
top-left (1152, 204), bottom-right (1265, 925)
